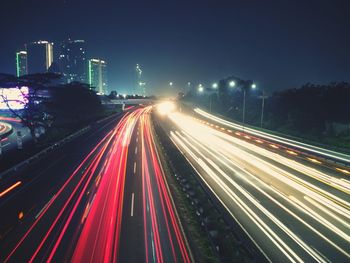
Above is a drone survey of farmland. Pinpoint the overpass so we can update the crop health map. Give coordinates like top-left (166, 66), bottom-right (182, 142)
top-left (106, 98), bottom-right (155, 105)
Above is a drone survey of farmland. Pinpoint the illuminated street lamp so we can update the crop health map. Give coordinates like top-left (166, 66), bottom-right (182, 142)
top-left (169, 82), bottom-right (173, 86)
top-left (198, 84), bottom-right (204, 93)
top-left (212, 82), bottom-right (218, 89)
top-left (229, 80), bottom-right (236, 87)
top-left (251, 83), bottom-right (257, 89)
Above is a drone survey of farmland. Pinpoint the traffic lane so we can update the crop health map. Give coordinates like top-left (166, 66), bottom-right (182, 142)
top-left (214, 131), bottom-right (350, 199)
top-left (166, 112), bottom-right (350, 235)
top-left (170, 130), bottom-right (329, 262)
top-left (141, 111), bottom-right (191, 263)
top-left (177, 124), bottom-right (350, 228)
top-left (169, 112), bottom-right (350, 201)
top-left (0, 113), bottom-right (125, 242)
top-left (118, 120), bottom-right (145, 262)
top-left (180, 131), bottom-right (349, 261)
top-left (0, 127), bottom-right (116, 262)
top-left (71, 109), bottom-right (144, 263)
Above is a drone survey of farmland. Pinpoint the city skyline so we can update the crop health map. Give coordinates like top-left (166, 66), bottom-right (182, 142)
top-left (1, 0), bottom-right (350, 95)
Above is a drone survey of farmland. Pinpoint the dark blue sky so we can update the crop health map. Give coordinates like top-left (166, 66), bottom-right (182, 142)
top-left (1, 0), bottom-right (349, 95)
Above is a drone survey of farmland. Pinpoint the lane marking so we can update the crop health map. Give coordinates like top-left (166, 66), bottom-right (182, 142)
top-left (135, 147), bottom-right (138, 154)
top-left (35, 194), bottom-right (56, 219)
top-left (131, 193), bottom-right (135, 217)
top-left (133, 162), bottom-right (137, 174)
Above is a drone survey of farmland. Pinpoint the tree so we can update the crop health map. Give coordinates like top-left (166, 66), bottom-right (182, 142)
top-left (0, 73), bottom-right (61, 140)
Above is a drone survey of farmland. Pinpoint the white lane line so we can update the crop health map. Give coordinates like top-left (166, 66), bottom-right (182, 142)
top-left (131, 193), bottom-right (135, 217)
top-left (133, 162), bottom-right (137, 174)
top-left (135, 147), bottom-right (138, 154)
top-left (35, 194), bottom-right (56, 219)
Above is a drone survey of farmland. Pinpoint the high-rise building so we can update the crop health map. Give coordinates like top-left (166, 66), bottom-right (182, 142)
top-left (58, 39), bottom-right (87, 83)
top-left (16, 51), bottom-right (28, 77)
top-left (27, 40), bottom-right (54, 74)
top-left (135, 64), bottom-right (146, 95)
top-left (88, 59), bottom-right (108, 94)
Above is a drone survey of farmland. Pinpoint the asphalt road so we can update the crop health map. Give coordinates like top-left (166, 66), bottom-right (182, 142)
top-left (119, 107), bottom-right (191, 263)
top-left (0, 107), bottom-right (191, 262)
top-left (158, 109), bottom-right (350, 263)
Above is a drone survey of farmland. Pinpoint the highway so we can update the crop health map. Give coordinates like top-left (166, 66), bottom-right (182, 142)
top-left (157, 107), bottom-right (350, 263)
top-left (0, 107), bottom-right (190, 262)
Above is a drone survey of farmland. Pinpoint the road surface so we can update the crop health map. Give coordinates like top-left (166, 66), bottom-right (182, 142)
top-left (0, 107), bottom-right (190, 262)
top-left (157, 109), bottom-right (350, 263)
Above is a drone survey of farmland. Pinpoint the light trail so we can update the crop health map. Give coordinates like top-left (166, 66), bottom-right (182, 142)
top-left (71, 109), bottom-right (143, 263)
top-left (164, 111), bottom-right (350, 262)
top-left (141, 108), bottom-right (191, 263)
top-left (0, 181), bottom-right (22, 198)
top-left (194, 108), bottom-right (350, 164)
top-left (3, 112), bottom-right (134, 262)
top-left (3, 107), bottom-right (191, 262)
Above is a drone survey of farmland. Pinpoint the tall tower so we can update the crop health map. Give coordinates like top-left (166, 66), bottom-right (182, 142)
top-left (27, 40), bottom-right (54, 74)
top-left (135, 64), bottom-right (146, 96)
top-left (16, 51), bottom-right (28, 77)
top-left (58, 39), bottom-right (87, 83)
top-left (88, 59), bottom-right (108, 94)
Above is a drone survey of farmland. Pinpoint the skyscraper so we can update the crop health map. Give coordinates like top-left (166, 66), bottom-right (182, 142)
top-left (27, 40), bottom-right (54, 74)
top-left (58, 39), bottom-right (87, 83)
top-left (88, 59), bottom-right (108, 94)
top-left (16, 51), bottom-right (28, 77)
top-left (135, 64), bottom-right (146, 95)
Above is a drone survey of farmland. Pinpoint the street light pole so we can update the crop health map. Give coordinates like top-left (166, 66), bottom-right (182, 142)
top-left (258, 90), bottom-right (268, 128)
top-left (209, 95), bottom-right (212, 113)
top-left (242, 89), bottom-right (246, 131)
top-left (261, 90), bottom-right (265, 128)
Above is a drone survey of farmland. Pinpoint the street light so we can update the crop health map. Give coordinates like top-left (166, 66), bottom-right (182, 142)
top-left (242, 82), bottom-right (257, 131)
top-left (229, 80), bottom-right (236, 87)
top-left (198, 86), bottom-right (204, 93)
top-left (258, 89), bottom-right (268, 128)
top-left (212, 82), bottom-right (218, 89)
top-left (169, 82), bottom-right (173, 86)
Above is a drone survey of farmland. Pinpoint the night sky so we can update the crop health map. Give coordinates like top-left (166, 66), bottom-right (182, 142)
top-left (1, 0), bottom-right (349, 95)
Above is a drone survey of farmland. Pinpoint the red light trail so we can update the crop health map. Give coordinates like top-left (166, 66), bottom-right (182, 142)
top-left (3, 107), bottom-right (191, 262)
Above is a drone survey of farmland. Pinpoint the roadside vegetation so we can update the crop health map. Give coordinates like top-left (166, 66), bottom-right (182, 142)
top-left (0, 73), bottom-right (121, 172)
